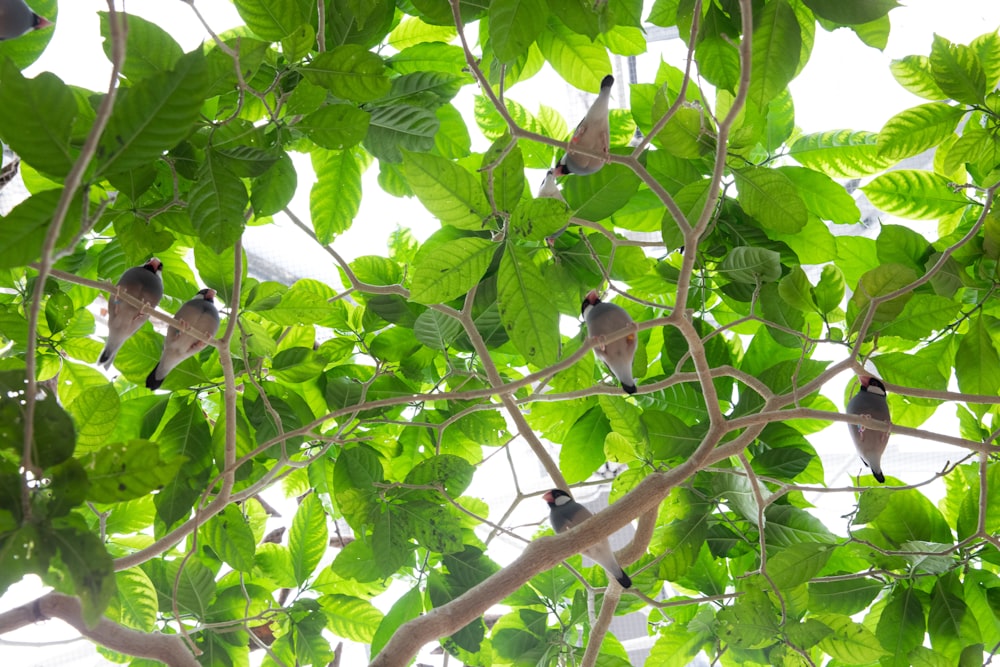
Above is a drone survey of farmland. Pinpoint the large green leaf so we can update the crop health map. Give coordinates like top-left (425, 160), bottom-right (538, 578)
top-left (99, 11), bottom-right (182, 82)
top-left (789, 130), bottom-right (895, 178)
top-left (497, 243), bottom-right (560, 367)
top-left (299, 104), bottom-right (370, 150)
top-left (535, 20), bottom-right (611, 91)
top-left (290, 494), bottom-right (328, 585)
top-left (189, 159), bottom-right (249, 253)
top-left (929, 34), bottom-right (987, 105)
top-left (409, 236), bottom-right (496, 304)
top-left (861, 170), bottom-right (969, 220)
top-left (877, 102), bottom-right (965, 160)
top-left (0, 60), bottom-right (75, 177)
top-left (748, 0), bottom-right (801, 116)
top-left (802, 0), bottom-right (899, 25)
top-left (956, 315), bottom-right (1000, 401)
top-left (889, 55), bottom-right (947, 101)
top-left (95, 49), bottom-right (209, 177)
top-left (311, 148), bottom-right (363, 242)
top-left (302, 45), bottom-right (392, 102)
top-left (734, 167), bottom-right (808, 233)
top-left (402, 150), bottom-right (492, 229)
top-left (233, 0), bottom-right (306, 41)
top-left (489, 0), bottom-right (547, 63)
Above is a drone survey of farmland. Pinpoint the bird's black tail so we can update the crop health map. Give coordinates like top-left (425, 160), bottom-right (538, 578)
top-left (145, 366), bottom-right (163, 390)
top-left (616, 572), bottom-right (632, 588)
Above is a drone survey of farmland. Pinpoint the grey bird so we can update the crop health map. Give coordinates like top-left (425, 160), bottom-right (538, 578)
top-left (99, 258), bottom-right (164, 370)
top-left (537, 169), bottom-right (565, 201)
top-left (544, 489), bottom-right (631, 588)
top-left (846, 376), bottom-right (891, 483)
top-left (0, 0), bottom-right (51, 40)
top-left (146, 288), bottom-right (220, 390)
top-left (553, 74), bottom-right (613, 177)
top-left (582, 289), bottom-right (638, 394)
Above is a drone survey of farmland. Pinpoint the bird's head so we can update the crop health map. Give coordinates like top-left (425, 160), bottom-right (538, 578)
top-left (543, 489), bottom-right (571, 507)
top-left (197, 288), bottom-right (217, 302)
top-left (580, 289), bottom-right (601, 318)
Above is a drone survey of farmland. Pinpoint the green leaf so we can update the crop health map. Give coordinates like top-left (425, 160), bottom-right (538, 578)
top-left (814, 613), bottom-right (888, 664)
top-left (778, 266), bottom-right (817, 312)
top-left (876, 586), bottom-right (926, 660)
top-left (878, 102), bottom-right (965, 160)
top-left (510, 198), bottom-right (570, 240)
top-left (813, 264), bottom-right (845, 314)
top-left (303, 45), bottom-right (392, 102)
top-left (333, 446), bottom-right (384, 531)
top-left (560, 407), bottom-right (610, 483)
top-left (403, 500), bottom-right (463, 553)
top-left (115, 568), bottom-right (158, 632)
top-left (767, 542), bottom-right (833, 590)
top-left (929, 579), bottom-right (982, 661)
top-left (233, 0), bottom-right (305, 40)
top-left (100, 11), bottom-right (182, 82)
top-left (778, 166), bottom-right (860, 224)
top-left (311, 148), bottom-right (363, 242)
top-left (371, 587), bottom-right (422, 657)
top-left (79, 440), bottom-right (183, 503)
top-left (497, 243), bottom-right (560, 367)
top-left (890, 55), bottom-right (947, 100)
top-left (878, 294), bottom-right (962, 339)
top-left (956, 316), bottom-right (1000, 400)
top-left (734, 167), bottom-right (807, 233)
top-left (489, 0), bottom-right (547, 63)
top-left (802, 0), bottom-right (899, 24)
top-left (189, 160), bottom-right (248, 253)
top-left (64, 380), bottom-right (119, 451)
top-left (719, 246), bottom-right (782, 284)
top-left (318, 594), bottom-right (384, 642)
top-left (930, 34), bottom-right (987, 105)
top-left (299, 104), bottom-right (370, 150)
top-left (290, 494), bottom-right (328, 585)
top-left (0, 190), bottom-right (76, 270)
top-left (563, 163), bottom-right (642, 222)
top-left (405, 454), bottom-right (475, 498)
top-left (252, 151), bottom-right (298, 216)
top-left (412, 309), bottom-right (463, 349)
top-left (0, 60), bottom-right (75, 177)
top-left (748, 0), bottom-right (801, 116)
top-left (403, 150), bottom-right (492, 229)
top-left (535, 21), bottom-right (611, 92)
top-left (862, 170), bottom-right (968, 220)
top-left (204, 504), bottom-right (256, 572)
top-left (848, 263), bottom-right (918, 328)
top-left (409, 236), bottom-right (495, 304)
top-left (789, 130), bottom-right (894, 178)
top-left (481, 137), bottom-right (525, 215)
top-left (43, 520), bottom-right (115, 625)
top-left (96, 49), bottom-right (209, 177)
top-left (809, 578), bottom-right (884, 616)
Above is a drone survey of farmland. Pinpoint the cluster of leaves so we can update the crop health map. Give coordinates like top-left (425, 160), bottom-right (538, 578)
top-left (0, 0), bottom-right (999, 665)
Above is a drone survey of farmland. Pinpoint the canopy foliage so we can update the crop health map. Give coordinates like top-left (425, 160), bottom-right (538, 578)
top-left (1, 0), bottom-right (1000, 665)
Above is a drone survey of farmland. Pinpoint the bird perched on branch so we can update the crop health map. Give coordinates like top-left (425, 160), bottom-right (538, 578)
top-left (553, 74), bottom-right (613, 177)
top-left (99, 258), bottom-right (164, 370)
top-left (0, 0), bottom-right (52, 40)
top-left (146, 288), bottom-right (220, 390)
top-left (544, 489), bottom-right (631, 588)
top-left (846, 375), bottom-right (891, 483)
top-left (582, 289), bottom-right (638, 394)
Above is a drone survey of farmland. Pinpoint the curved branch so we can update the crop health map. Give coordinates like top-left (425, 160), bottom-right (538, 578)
top-left (0, 593), bottom-right (198, 667)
